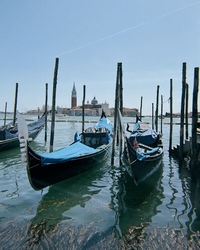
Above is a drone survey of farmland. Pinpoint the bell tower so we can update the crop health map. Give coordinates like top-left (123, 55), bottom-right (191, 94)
top-left (71, 83), bottom-right (77, 108)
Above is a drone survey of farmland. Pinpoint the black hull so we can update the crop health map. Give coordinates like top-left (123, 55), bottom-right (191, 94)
top-left (27, 142), bottom-right (112, 190)
top-left (124, 156), bottom-right (163, 184)
top-left (123, 142), bottom-right (163, 184)
top-left (0, 127), bottom-right (43, 151)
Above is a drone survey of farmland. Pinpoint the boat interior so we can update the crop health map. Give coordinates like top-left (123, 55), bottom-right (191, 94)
top-left (81, 127), bottom-right (110, 148)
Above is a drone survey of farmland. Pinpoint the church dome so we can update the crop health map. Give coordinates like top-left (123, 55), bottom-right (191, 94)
top-left (91, 97), bottom-right (98, 105)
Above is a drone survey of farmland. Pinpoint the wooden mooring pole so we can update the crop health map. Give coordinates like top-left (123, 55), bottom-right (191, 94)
top-left (44, 83), bottom-right (48, 142)
top-left (140, 96), bottom-right (143, 121)
top-left (37, 107), bottom-right (40, 119)
top-left (119, 63), bottom-right (123, 165)
top-left (111, 63), bottom-right (120, 165)
top-left (152, 103), bottom-right (154, 130)
top-left (119, 63), bottom-right (123, 116)
top-left (179, 62), bottom-right (186, 160)
top-left (117, 64), bottom-right (123, 147)
top-left (49, 58), bottom-right (59, 153)
top-left (155, 85), bottom-right (160, 132)
top-left (161, 95), bottom-right (163, 135)
top-left (82, 85), bottom-right (86, 133)
top-left (4, 102), bottom-right (7, 126)
top-left (191, 67), bottom-right (199, 170)
top-left (185, 83), bottom-right (189, 140)
top-left (169, 79), bottom-right (173, 153)
top-left (13, 82), bottom-right (18, 126)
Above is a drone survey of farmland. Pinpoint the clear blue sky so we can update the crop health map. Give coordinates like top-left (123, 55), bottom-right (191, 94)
top-left (0, 0), bottom-right (200, 115)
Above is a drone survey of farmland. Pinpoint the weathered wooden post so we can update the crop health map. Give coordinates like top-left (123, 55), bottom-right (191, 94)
top-left (161, 95), bottom-right (163, 135)
top-left (179, 62), bottom-right (186, 160)
top-left (140, 96), bottom-right (143, 121)
top-left (155, 85), bottom-right (160, 132)
top-left (111, 63), bottom-right (120, 165)
top-left (119, 63), bottom-right (123, 165)
top-left (152, 103), bottom-right (154, 130)
top-left (116, 64), bottom-right (123, 147)
top-left (117, 63), bottom-right (123, 146)
top-left (119, 63), bottom-right (123, 116)
top-left (191, 67), bottom-right (199, 170)
top-left (185, 83), bottom-right (189, 140)
top-left (44, 83), bottom-right (48, 142)
top-left (82, 85), bottom-right (86, 133)
top-left (169, 79), bottom-right (173, 153)
top-left (13, 82), bottom-right (18, 126)
top-left (4, 102), bottom-right (7, 126)
top-left (37, 107), bottom-right (40, 119)
top-left (49, 57), bottom-right (59, 153)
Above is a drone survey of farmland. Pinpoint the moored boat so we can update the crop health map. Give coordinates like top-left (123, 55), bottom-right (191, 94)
top-left (18, 112), bottom-right (113, 190)
top-left (123, 118), bottom-right (163, 184)
top-left (0, 114), bottom-right (46, 151)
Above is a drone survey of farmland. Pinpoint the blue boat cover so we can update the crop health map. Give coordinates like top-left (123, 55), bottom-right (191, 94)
top-left (94, 117), bottom-right (112, 132)
top-left (74, 132), bottom-right (81, 142)
top-left (136, 147), bottom-right (159, 161)
top-left (27, 115), bottom-right (45, 133)
top-left (129, 129), bottom-right (158, 146)
top-left (41, 141), bottom-right (99, 166)
top-left (0, 115), bottom-right (45, 140)
top-left (133, 121), bottom-right (142, 130)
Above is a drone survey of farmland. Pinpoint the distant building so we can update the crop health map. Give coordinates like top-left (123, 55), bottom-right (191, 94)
top-left (82, 97), bottom-right (111, 116)
top-left (71, 83), bottom-right (77, 108)
top-left (123, 108), bottom-right (139, 117)
top-left (110, 107), bottom-right (138, 117)
top-left (91, 97), bottom-right (98, 105)
top-left (26, 84), bottom-right (139, 117)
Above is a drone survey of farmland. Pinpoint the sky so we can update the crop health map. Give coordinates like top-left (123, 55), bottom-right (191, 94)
top-left (0, 0), bottom-right (200, 115)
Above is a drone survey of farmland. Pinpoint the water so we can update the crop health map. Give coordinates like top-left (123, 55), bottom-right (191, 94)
top-left (0, 115), bottom-right (200, 249)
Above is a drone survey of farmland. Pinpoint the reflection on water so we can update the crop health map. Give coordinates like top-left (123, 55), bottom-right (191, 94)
top-left (178, 160), bottom-right (200, 236)
top-left (114, 162), bottom-right (164, 236)
top-left (1, 117), bottom-right (200, 248)
top-left (166, 157), bottom-right (180, 225)
top-left (25, 160), bottom-right (116, 248)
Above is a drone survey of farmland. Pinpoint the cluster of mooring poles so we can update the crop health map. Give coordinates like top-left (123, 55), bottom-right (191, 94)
top-left (2, 58), bottom-right (199, 171)
top-left (49, 58), bottom-right (87, 152)
top-left (1, 57), bottom-right (87, 154)
top-left (2, 82), bottom-right (19, 127)
top-left (169, 62), bottom-right (199, 171)
top-left (111, 62), bottom-right (164, 166)
top-left (2, 80), bottom-right (49, 132)
top-left (149, 85), bottom-right (164, 136)
top-left (1, 75), bottom-right (49, 151)
top-left (139, 89), bottom-right (164, 135)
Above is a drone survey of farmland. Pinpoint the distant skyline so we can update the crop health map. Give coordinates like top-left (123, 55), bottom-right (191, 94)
top-left (0, 0), bottom-right (200, 115)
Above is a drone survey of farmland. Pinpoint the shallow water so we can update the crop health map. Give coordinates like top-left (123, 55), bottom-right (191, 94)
top-left (0, 115), bottom-right (200, 249)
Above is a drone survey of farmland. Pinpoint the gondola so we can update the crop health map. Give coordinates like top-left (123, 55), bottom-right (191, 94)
top-left (0, 114), bottom-right (46, 151)
top-left (18, 112), bottom-right (113, 190)
top-left (122, 116), bottom-right (163, 184)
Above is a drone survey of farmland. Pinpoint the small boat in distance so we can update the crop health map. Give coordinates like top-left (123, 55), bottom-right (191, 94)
top-left (122, 115), bottom-right (163, 184)
top-left (18, 112), bottom-right (113, 190)
top-left (0, 114), bottom-right (46, 152)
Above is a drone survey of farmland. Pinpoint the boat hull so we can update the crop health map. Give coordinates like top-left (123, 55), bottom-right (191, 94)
top-left (27, 142), bottom-right (112, 190)
top-left (123, 142), bottom-right (163, 184)
top-left (124, 156), bottom-right (163, 184)
top-left (0, 127), bottom-right (43, 151)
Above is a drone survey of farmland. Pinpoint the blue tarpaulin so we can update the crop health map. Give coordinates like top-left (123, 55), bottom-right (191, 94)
top-left (41, 141), bottom-right (99, 166)
top-left (94, 117), bottom-right (112, 132)
top-left (0, 115), bottom-right (45, 140)
top-left (129, 129), bottom-right (158, 146)
top-left (136, 147), bottom-right (159, 161)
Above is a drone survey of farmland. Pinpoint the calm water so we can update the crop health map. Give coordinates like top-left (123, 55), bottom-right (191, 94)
top-left (0, 115), bottom-right (200, 249)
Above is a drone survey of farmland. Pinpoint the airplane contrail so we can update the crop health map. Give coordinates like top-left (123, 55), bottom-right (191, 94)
top-left (56, 1), bottom-right (200, 57)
